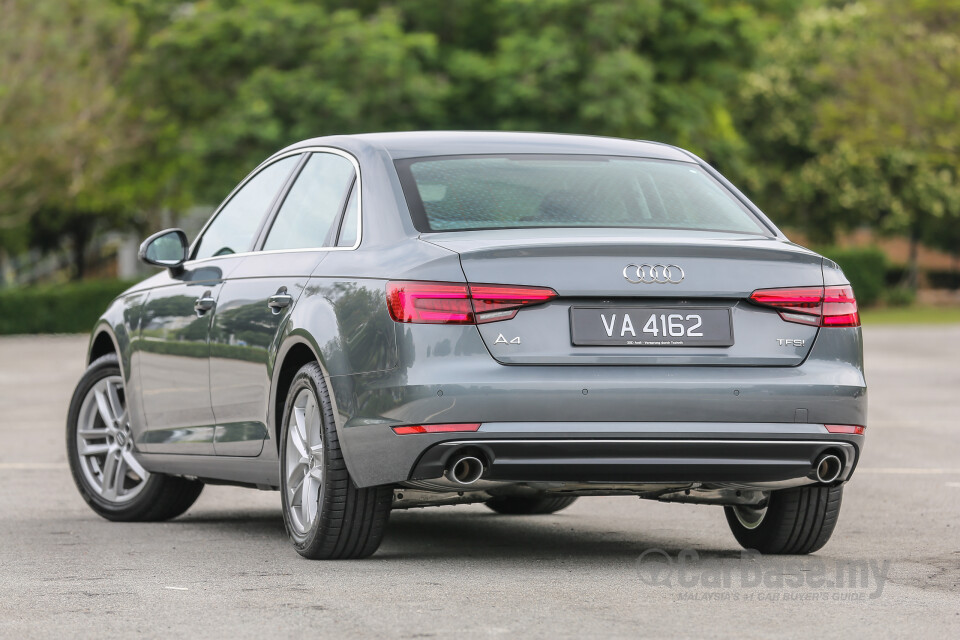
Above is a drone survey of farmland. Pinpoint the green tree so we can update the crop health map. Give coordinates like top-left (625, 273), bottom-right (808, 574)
top-left (337, 0), bottom-right (802, 167)
top-left (129, 0), bottom-right (802, 212)
top-left (127, 0), bottom-right (447, 208)
top-left (0, 0), bottom-right (143, 279)
top-left (737, 1), bottom-right (960, 287)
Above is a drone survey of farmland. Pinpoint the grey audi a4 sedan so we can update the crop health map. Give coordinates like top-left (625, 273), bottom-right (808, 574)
top-left (67, 131), bottom-right (866, 559)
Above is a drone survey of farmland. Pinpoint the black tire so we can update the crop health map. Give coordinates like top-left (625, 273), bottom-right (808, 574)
top-left (279, 362), bottom-right (392, 559)
top-left (67, 353), bottom-right (204, 522)
top-left (724, 485), bottom-right (843, 555)
top-left (485, 495), bottom-right (579, 515)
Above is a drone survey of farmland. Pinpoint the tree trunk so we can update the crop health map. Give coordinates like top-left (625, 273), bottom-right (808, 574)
top-left (906, 214), bottom-right (921, 291)
top-left (71, 226), bottom-right (89, 281)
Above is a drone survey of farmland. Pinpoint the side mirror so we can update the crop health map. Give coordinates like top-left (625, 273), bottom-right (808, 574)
top-left (139, 228), bottom-right (189, 273)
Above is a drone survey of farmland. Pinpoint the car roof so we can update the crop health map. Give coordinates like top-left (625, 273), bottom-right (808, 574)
top-left (283, 131), bottom-right (696, 162)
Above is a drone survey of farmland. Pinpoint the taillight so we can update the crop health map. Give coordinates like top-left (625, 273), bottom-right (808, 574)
top-left (469, 284), bottom-right (558, 323)
top-left (825, 424), bottom-right (865, 435)
top-left (749, 285), bottom-right (859, 327)
top-left (386, 281), bottom-right (473, 324)
top-left (386, 281), bottom-right (557, 325)
top-left (821, 286), bottom-right (860, 327)
top-left (391, 423), bottom-right (482, 435)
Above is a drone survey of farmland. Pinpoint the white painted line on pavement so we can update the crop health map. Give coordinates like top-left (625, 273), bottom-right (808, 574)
top-left (0, 462), bottom-right (68, 470)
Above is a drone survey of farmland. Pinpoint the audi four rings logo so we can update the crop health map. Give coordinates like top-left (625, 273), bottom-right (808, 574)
top-left (623, 263), bottom-right (685, 284)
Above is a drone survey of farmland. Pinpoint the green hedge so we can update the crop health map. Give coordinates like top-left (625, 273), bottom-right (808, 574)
top-left (817, 247), bottom-right (887, 307)
top-left (0, 280), bottom-right (137, 335)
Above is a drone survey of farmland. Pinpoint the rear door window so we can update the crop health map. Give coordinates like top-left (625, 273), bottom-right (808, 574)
top-left (262, 152), bottom-right (355, 251)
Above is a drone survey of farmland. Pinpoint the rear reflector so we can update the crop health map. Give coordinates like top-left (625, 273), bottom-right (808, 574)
top-left (386, 281), bottom-right (557, 325)
top-left (749, 285), bottom-right (859, 327)
top-left (391, 423), bottom-right (482, 435)
top-left (825, 424), bottom-right (865, 435)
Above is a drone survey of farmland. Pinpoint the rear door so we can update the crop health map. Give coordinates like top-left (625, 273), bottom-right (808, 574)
top-left (208, 151), bottom-right (358, 456)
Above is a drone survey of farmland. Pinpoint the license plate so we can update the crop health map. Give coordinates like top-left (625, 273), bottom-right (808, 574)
top-left (570, 307), bottom-right (734, 347)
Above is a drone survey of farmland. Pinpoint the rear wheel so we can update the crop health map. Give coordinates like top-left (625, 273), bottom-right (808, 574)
top-left (485, 495), bottom-right (579, 515)
top-left (280, 362), bottom-right (392, 559)
top-left (66, 354), bottom-right (203, 521)
top-left (724, 485), bottom-right (843, 555)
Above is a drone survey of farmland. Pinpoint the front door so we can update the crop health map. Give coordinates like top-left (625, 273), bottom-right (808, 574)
top-left (136, 262), bottom-right (235, 454)
top-left (134, 153), bottom-right (302, 455)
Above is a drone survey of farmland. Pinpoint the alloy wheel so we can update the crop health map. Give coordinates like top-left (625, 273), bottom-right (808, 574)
top-left (731, 503), bottom-right (768, 530)
top-left (284, 387), bottom-right (324, 535)
top-left (75, 375), bottom-right (149, 503)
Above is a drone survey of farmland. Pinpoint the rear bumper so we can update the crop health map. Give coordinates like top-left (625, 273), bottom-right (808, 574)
top-left (335, 418), bottom-right (863, 488)
top-left (409, 432), bottom-right (861, 486)
top-left (327, 326), bottom-right (866, 488)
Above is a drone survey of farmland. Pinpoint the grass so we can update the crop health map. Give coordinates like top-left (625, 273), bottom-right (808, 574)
top-left (860, 306), bottom-right (960, 325)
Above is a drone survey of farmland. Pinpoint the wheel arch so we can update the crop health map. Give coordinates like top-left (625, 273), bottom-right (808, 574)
top-left (270, 333), bottom-right (328, 454)
top-left (88, 326), bottom-right (120, 364)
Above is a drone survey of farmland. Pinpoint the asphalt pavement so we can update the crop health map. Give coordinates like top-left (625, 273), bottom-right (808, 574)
top-left (1, 327), bottom-right (958, 638)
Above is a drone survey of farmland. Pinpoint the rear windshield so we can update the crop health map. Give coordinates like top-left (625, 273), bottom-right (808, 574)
top-left (395, 154), bottom-right (768, 235)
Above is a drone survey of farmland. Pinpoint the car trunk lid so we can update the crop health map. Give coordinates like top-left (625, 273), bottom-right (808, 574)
top-left (422, 228), bottom-right (824, 366)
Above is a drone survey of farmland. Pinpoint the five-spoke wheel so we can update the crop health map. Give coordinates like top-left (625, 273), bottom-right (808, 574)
top-left (283, 388), bottom-right (325, 535)
top-left (279, 362), bottom-right (392, 559)
top-left (75, 374), bottom-right (149, 503)
top-left (67, 354), bottom-right (203, 521)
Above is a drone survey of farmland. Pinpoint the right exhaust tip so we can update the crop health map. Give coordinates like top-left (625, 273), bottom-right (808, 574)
top-left (814, 454), bottom-right (843, 484)
top-left (446, 455), bottom-right (485, 485)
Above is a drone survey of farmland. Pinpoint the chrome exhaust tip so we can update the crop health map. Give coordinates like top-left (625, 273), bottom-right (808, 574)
top-left (814, 454), bottom-right (842, 484)
top-left (445, 455), bottom-right (484, 485)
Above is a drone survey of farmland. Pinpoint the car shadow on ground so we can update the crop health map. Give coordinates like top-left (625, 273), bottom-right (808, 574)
top-left (379, 510), bottom-right (741, 561)
top-left (171, 506), bottom-right (740, 562)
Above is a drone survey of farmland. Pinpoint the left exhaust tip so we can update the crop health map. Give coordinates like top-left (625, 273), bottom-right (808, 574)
top-left (445, 455), bottom-right (484, 485)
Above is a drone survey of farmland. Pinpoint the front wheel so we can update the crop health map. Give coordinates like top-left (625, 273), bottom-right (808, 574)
top-left (66, 354), bottom-right (203, 521)
top-left (279, 362), bottom-right (392, 559)
top-left (724, 485), bottom-right (843, 555)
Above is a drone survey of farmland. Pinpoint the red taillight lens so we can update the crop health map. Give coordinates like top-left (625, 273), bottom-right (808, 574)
top-left (821, 286), bottom-right (860, 327)
top-left (748, 287), bottom-right (823, 325)
top-left (469, 284), bottom-right (558, 323)
top-left (386, 281), bottom-right (473, 324)
top-left (391, 423), bottom-right (482, 435)
top-left (386, 281), bottom-right (557, 325)
top-left (749, 285), bottom-right (859, 327)
top-left (825, 424), bottom-right (865, 435)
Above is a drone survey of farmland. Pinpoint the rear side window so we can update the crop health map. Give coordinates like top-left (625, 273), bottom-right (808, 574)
top-left (194, 155), bottom-right (299, 260)
top-left (263, 152), bottom-right (355, 251)
top-left (395, 155), bottom-right (767, 235)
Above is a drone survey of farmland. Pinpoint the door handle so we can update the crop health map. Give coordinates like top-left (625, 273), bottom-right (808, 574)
top-left (268, 288), bottom-right (293, 312)
top-left (194, 292), bottom-right (216, 315)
